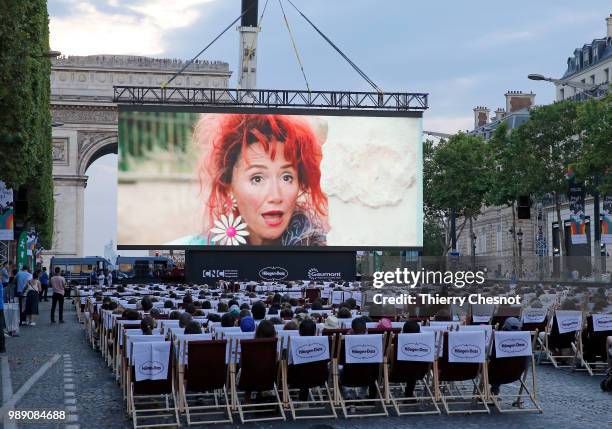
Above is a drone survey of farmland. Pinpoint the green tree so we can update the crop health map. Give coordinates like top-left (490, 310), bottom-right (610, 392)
top-left (0, 1), bottom-right (53, 247)
top-left (514, 100), bottom-right (580, 272)
top-left (428, 133), bottom-right (491, 256)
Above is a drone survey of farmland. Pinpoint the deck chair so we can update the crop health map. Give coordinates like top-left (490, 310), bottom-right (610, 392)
top-left (282, 335), bottom-right (337, 420)
top-left (231, 337), bottom-right (286, 423)
top-left (468, 304), bottom-right (495, 325)
top-left (129, 341), bottom-right (180, 429)
top-left (125, 334), bottom-right (165, 410)
top-left (336, 334), bottom-right (388, 418)
top-left (385, 332), bottom-right (440, 416)
top-left (573, 314), bottom-right (612, 375)
top-left (436, 331), bottom-right (489, 414)
top-left (542, 310), bottom-right (582, 368)
top-left (488, 330), bottom-right (541, 413)
top-left (491, 305), bottom-right (522, 327)
top-left (180, 340), bottom-right (233, 425)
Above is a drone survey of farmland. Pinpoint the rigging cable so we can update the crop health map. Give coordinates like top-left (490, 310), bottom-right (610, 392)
top-left (278, 0), bottom-right (311, 92)
top-left (285, 0), bottom-right (382, 94)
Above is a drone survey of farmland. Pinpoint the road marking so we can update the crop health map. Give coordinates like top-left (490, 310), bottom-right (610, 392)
top-left (0, 354), bottom-right (61, 416)
top-left (65, 398), bottom-right (76, 405)
top-left (1, 357), bottom-right (17, 429)
top-left (64, 384), bottom-right (75, 390)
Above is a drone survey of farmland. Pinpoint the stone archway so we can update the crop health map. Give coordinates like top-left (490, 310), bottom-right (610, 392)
top-left (45, 55), bottom-right (231, 261)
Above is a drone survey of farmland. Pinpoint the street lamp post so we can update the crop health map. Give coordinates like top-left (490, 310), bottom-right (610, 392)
top-left (517, 228), bottom-right (524, 278)
top-left (527, 73), bottom-right (608, 98)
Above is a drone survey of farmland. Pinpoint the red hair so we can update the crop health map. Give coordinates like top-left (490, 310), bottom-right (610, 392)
top-left (195, 114), bottom-right (328, 234)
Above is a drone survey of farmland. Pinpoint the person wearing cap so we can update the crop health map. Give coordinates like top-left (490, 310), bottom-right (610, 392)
top-left (490, 317), bottom-right (523, 395)
top-left (324, 315), bottom-right (339, 330)
top-left (240, 316), bottom-right (255, 333)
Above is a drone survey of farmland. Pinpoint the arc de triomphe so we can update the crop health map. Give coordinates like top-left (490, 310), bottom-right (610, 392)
top-left (48, 55), bottom-right (230, 260)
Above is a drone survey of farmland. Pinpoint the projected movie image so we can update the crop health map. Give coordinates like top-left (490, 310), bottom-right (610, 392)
top-left (117, 110), bottom-right (422, 247)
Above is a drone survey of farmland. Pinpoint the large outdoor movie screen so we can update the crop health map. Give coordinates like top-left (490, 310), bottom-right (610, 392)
top-left (117, 108), bottom-right (423, 248)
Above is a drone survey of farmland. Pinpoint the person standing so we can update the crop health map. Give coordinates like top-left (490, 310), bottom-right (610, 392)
top-left (50, 267), bottom-right (66, 323)
top-left (0, 272), bottom-right (5, 353)
top-left (1, 263), bottom-right (9, 304)
top-left (15, 266), bottom-right (32, 326)
top-left (97, 270), bottom-right (105, 288)
top-left (39, 267), bottom-right (49, 302)
top-left (23, 271), bottom-right (41, 326)
top-left (105, 270), bottom-right (112, 288)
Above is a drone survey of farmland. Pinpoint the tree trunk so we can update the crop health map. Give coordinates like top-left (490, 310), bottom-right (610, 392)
top-left (554, 191), bottom-right (567, 278)
top-left (469, 216), bottom-right (476, 271)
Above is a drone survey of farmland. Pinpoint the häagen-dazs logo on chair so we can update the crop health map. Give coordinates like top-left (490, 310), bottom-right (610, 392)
top-left (296, 343), bottom-right (326, 359)
top-left (139, 360), bottom-right (164, 376)
top-left (349, 343), bottom-right (380, 359)
top-left (258, 266), bottom-right (288, 281)
top-left (401, 342), bottom-right (431, 358)
top-left (499, 338), bottom-right (528, 354)
top-left (451, 344), bottom-right (481, 359)
top-left (560, 319), bottom-right (579, 330)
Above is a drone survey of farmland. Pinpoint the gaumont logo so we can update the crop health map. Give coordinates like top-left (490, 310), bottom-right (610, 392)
top-left (499, 338), bottom-right (528, 353)
top-left (296, 343), bottom-right (325, 359)
top-left (401, 342), bottom-right (431, 357)
top-left (560, 319), bottom-right (579, 329)
top-left (258, 266), bottom-right (288, 281)
top-left (349, 344), bottom-right (380, 359)
top-left (451, 344), bottom-right (481, 359)
top-left (307, 268), bottom-right (342, 280)
top-left (139, 361), bottom-right (164, 375)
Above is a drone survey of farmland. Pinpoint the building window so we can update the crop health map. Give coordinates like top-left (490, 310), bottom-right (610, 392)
top-left (604, 68), bottom-right (610, 83)
top-left (560, 88), bottom-right (565, 100)
top-left (590, 74), bottom-right (595, 85)
top-left (496, 224), bottom-right (502, 253)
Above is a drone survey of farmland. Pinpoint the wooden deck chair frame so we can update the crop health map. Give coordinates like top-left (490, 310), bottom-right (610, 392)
top-left (281, 336), bottom-right (337, 420)
top-left (383, 333), bottom-right (440, 416)
top-left (542, 311), bottom-right (580, 369)
top-left (229, 337), bottom-right (286, 423)
top-left (487, 330), bottom-right (542, 414)
top-left (434, 332), bottom-right (489, 415)
top-left (129, 352), bottom-right (180, 429)
top-left (571, 315), bottom-right (610, 376)
top-left (178, 339), bottom-right (233, 425)
top-left (334, 334), bottom-right (388, 418)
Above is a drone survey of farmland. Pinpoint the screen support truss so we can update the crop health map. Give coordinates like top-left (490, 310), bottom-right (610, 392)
top-left (113, 86), bottom-right (428, 111)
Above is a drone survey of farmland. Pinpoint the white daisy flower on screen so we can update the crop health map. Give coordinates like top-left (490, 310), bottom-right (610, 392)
top-left (210, 213), bottom-right (249, 245)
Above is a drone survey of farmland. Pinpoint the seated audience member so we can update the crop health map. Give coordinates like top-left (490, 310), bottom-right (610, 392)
top-left (185, 303), bottom-right (197, 315)
top-left (400, 320), bottom-right (422, 397)
top-left (345, 298), bottom-right (357, 310)
top-left (183, 294), bottom-right (193, 305)
top-left (490, 317), bottom-right (523, 395)
top-left (255, 320), bottom-right (276, 339)
top-left (251, 301), bottom-right (266, 321)
top-left (299, 319), bottom-right (316, 337)
top-left (337, 306), bottom-right (352, 319)
top-left (164, 300), bottom-right (174, 309)
top-left (239, 309), bottom-right (252, 320)
top-left (169, 310), bottom-right (181, 320)
top-left (184, 321), bottom-right (203, 335)
top-left (240, 316), bottom-right (256, 333)
top-left (221, 313), bottom-right (236, 328)
top-left (149, 308), bottom-right (162, 318)
top-left (311, 300), bottom-right (323, 311)
top-left (140, 296), bottom-right (153, 313)
top-left (141, 316), bottom-right (157, 335)
top-left (202, 300), bottom-right (212, 310)
top-left (207, 313), bottom-right (221, 323)
top-left (324, 315), bottom-right (340, 329)
top-left (350, 317), bottom-right (367, 335)
top-left (268, 317), bottom-right (283, 325)
top-left (179, 312), bottom-right (193, 328)
top-left (280, 308), bottom-right (294, 320)
top-left (240, 303), bottom-right (250, 310)
top-left (284, 321), bottom-right (298, 330)
top-left (123, 309), bottom-right (141, 320)
top-left (217, 302), bottom-right (228, 313)
top-left (377, 317), bottom-right (392, 330)
top-left (229, 305), bottom-right (241, 319)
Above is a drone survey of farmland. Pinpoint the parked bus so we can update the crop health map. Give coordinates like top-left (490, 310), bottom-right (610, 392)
top-left (115, 256), bottom-right (174, 280)
top-left (50, 256), bottom-right (112, 285)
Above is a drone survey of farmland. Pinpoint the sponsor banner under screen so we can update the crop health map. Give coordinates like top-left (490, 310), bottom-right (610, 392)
top-left (117, 109), bottom-right (423, 248)
top-left (568, 183), bottom-right (587, 245)
top-left (185, 250), bottom-right (356, 282)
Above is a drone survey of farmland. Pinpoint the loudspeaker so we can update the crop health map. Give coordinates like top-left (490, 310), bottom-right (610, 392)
top-left (517, 195), bottom-right (530, 219)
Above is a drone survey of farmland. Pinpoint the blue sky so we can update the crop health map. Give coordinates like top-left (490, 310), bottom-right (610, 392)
top-left (46, 0), bottom-right (612, 255)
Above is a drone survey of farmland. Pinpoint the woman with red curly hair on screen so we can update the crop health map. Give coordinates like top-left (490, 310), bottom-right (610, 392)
top-left (169, 114), bottom-right (329, 246)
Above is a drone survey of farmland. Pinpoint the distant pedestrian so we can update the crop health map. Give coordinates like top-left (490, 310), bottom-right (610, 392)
top-left (106, 270), bottom-right (112, 287)
top-left (23, 271), bottom-right (41, 326)
top-left (0, 262), bottom-right (8, 303)
top-left (0, 271), bottom-right (5, 353)
top-left (50, 267), bottom-right (66, 323)
top-left (15, 266), bottom-right (32, 325)
top-left (39, 266), bottom-right (49, 302)
top-left (97, 270), bottom-right (105, 288)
